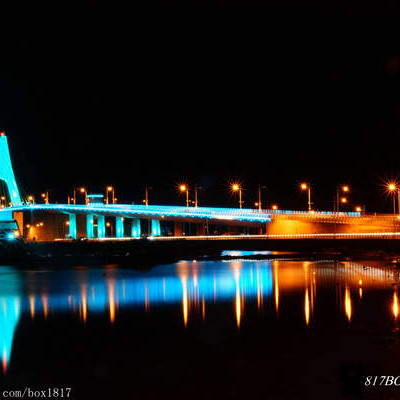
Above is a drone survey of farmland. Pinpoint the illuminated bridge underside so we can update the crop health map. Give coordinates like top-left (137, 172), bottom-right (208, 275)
top-left (7, 204), bottom-right (273, 225)
top-left (6, 204), bottom-right (365, 225)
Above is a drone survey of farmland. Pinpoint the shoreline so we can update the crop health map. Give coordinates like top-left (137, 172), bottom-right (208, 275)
top-left (1, 237), bottom-right (400, 268)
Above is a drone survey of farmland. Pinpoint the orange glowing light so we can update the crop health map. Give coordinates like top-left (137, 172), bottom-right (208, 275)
top-left (231, 183), bottom-right (240, 192)
top-left (355, 206), bottom-right (362, 212)
top-left (3, 350), bottom-right (7, 373)
top-left (300, 183), bottom-right (308, 190)
top-left (388, 183), bottom-right (397, 192)
top-left (29, 295), bottom-right (35, 318)
top-left (341, 197), bottom-right (347, 204)
top-left (82, 286), bottom-right (87, 324)
top-left (108, 281), bottom-right (115, 324)
top-left (182, 282), bottom-right (188, 327)
top-left (342, 186), bottom-right (349, 192)
top-left (42, 295), bottom-right (48, 319)
top-left (179, 184), bottom-right (187, 192)
top-left (107, 186), bottom-right (113, 191)
top-left (345, 287), bottom-right (352, 322)
top-left (393, 291), bottom-right (399, 319)
top-left (272, 204), bottom-right (278, 210)
top-left (80, 187), bottom-right (86, 193)
top-left (305, 288), bottom-right (310, 326)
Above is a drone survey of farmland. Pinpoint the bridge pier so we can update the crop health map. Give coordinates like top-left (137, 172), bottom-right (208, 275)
top-left (131, 218), bottom-right (141, 238)
top-left (86, 214), bottom-right (94, 239)
top-left (116, 217), bottom-right (124, 238)
top-left (68, 214), bottom-right (77, 239)
top-left (174, 222), bottom-right (183, 236)
top-left (97, 215), bottom-right (105, 238)
top-left (196, 223), bottom-right (206, 236)
top-left (151, 219), bottom-right (161, 237)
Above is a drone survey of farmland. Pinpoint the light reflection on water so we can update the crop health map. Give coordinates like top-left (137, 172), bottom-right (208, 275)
top-left (0, 256), bottom-right (399, 373)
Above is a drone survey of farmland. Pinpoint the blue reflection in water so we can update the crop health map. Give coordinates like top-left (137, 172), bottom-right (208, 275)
top-left (0, 267), bottom-right (22, 373)
top-left (0, 260), bottom-right (273, 371)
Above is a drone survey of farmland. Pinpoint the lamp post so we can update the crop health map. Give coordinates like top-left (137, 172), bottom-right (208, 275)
top-left (80, 187), bottom-right (88, 205)
top-left (180, 184), bottom-right (189, 207)
top-left (231, 183), bottom-right (243, 209)
top-left (257, 185), bottom-right (267, 212)
top-left (300, 183), bottom-right (312, 212)
top-left (41, 191), bottom-right (49, 204)
top-left (144, 185), bottom-right (149, 207)
top-left (194, 186), bottom-right (201, 208)
top-left (106, 186), bottom-right (115, 205)
top-left (388, 183), bottom-right (397, 216)
top-left (336, 185), bottom-right (349, 212)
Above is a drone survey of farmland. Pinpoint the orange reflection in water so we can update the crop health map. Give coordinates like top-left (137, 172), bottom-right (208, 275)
top-left (305, 287), bottom-right (310, 326)
top-left (2, 349), bottom-right (6, 374)
top-left (182, 282), bottom-right (188, 327)
top-left (108, 281), bottom-right (115, 324)
top-left (273, 261), bottom-right (279, 315)
top-left (393, 291), bottom-right (399, 319)
top-left (231, 262), bottom-right (242, 328)
top-left (81, 285), bottom-right (88, 324)
top-left (177, 262), bottom-right (189, 327)
top-left (29, 295), bottom-right (35, 319)
top-left (344, 287), bottom-right (352, 322)
top-left (42, 295), bottom-right (48, 319)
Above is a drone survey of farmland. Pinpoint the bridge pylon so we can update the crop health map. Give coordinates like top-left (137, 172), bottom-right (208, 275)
top-left (0, 133), bottom-right (22, 206)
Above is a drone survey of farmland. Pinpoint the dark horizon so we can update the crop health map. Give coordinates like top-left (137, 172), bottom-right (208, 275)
top-left (1, 31), bottom-right (400, 213)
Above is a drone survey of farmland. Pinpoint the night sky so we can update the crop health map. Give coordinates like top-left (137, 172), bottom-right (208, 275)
top-left (1, 16), bottom-right (400, 213)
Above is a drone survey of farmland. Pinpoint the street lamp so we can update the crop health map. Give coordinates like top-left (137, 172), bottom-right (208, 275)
top-left (194, 186), bottom-right (201, 208)
top-left (80, 187), bottom-right (88, 205)
top-left (272, 204), bottom-right (278, 211)
top-left (27, 195), bottom-right (35, 205)
top-left (257, 185), bottom-right (267, 212)
top-left (388, 182), bottom-right (397, 215)
top-left (106, 186), bottom-right (115, 205)
top-left (231, 183), bottom-right (243, 209)
top-left (41, 191), bottom-right (49, 204)
top-left (180, 184), bottom-right (189, 207)
top-left (300, 183), bottom-right (312, 212)
top-left (336, 185), bottom-right (349, 212)
top-left (143, 185), bottom-right (152, 207)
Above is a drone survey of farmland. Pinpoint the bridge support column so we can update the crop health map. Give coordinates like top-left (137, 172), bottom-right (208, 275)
top-left (97, 215), bottom-right (105, 238)
top-left (174, 222), bottom-right (183, 236)
top-left (69, 214), bottom-right (77, 239)
top-left (196, 223), bottom-right (206, 236)
top-left (86, 214), bottom-right (94, 239)
top-left (131, 218), bottom-right (141, 238)
top-left (116, 217), bottom-right (124, 238)
top-left (151, 219), bottom-right (161, 237)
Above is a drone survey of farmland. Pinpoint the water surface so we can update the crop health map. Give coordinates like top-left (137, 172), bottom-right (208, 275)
top-left (0, 255), bottom-right (399, 399)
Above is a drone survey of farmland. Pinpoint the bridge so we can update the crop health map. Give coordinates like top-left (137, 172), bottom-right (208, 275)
top-left (0, 133), bottom-right (399, 241)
